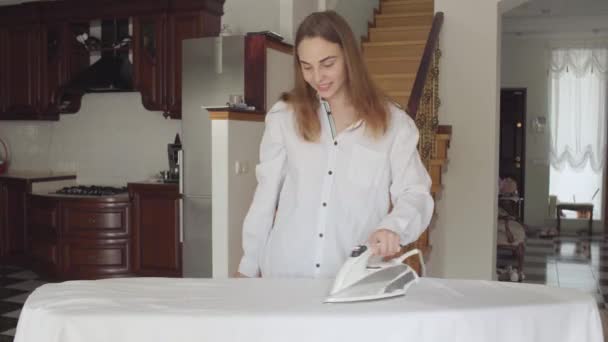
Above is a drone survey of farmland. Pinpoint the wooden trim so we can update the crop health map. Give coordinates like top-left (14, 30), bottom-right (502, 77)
top-left (244, 33), bottom-right (294, 113)
top-left (406, 12), bottom-right (443, 118)
top-left (244, 34), bottom-right (267, 112)
top-left (209, 110), bottom-right (265, 122)
top-left (437, 125), bottom-right (452, 135)
top-left (266, 39), bottom-right (293, 54)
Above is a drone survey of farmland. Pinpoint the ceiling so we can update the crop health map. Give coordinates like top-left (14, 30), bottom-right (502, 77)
top-left (505, 0), bottom-right (608, 18)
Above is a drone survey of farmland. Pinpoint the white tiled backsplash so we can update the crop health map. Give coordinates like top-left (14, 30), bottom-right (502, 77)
top-left (0, 93), bottom-right (181, 186)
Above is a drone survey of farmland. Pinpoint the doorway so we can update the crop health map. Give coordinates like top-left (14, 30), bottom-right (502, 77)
top-left (499, 88), bottom-right (526, 220)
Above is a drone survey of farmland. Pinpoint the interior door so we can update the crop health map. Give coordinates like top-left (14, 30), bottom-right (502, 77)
top-left (499, 88), bottom-right (526, 219)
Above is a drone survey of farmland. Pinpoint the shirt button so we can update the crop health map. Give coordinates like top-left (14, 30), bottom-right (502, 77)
top-left (319, 233), bottom-right (324, 238)
top-left (316, 263), bottom-right (320, 268)
top-left (322, 202), bottom-right (327, 207)
top-left (328, 170), bottom-right (333, 175)
top-left (334, 141), bottom-right (338, 146)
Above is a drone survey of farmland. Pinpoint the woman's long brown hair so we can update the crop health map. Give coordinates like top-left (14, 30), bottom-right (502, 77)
top-left (282, 10), bottom-right (390, 142)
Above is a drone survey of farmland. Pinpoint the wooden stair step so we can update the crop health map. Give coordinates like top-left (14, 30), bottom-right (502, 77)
top-left (386, 91), bottom-right (409, 108)
top-left (365, 56), bottom-right (421, 75)
top-left (362, 40), bottom-right (425, 58)
top-left (429, 158), bottom-right (447, 167)
top-left (431, 183), bottom-right (443, 194)
top-left (429, 159), bottom-right (446, 188)
top-left (380, 1), bottom-right (434, 15)
top-left (372, 73), bottom-right (416, 91)
top-left (375, 13), bottom-right (433, 27)
top-left (368, 25), bottom-right (431, 42)
top-left (434, 125), bottom-right (452, 160)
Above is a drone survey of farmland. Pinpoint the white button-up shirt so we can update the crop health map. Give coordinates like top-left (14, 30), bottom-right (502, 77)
top-left (238, 100), bottom-right (434, 278)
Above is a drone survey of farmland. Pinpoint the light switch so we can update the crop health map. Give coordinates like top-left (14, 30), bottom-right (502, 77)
top-left (235, 161), bottom-right (250, 175)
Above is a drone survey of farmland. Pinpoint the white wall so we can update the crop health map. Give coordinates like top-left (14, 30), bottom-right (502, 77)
top-left (501, 36), bottom-right (552, 228)
top-left (501, 29), bottom-right (608, 231)
top-left (222, 0), bottom-right (282, 36)
top-left (0, 93), bottom-right (180, 185)
top-left (222, 0), bottom-right (321, 44)
top-left (212, 119), bottom-right (264, 277)
top-left (332, 0), bottom-right (379, 44)
top-left (428, 0), bottom-right (506, 280)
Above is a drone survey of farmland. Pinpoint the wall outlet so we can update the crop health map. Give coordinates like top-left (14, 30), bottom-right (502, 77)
top-left (234, 161), bottom-right (250, 175)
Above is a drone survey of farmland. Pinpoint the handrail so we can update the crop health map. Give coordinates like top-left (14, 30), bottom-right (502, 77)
top-left (406, 12), bottom-right (444, 118)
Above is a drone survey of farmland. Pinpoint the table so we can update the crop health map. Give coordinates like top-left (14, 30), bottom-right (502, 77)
top-left (556, 203), bottom-right (594, 236)
top-left (14, 277), bottom-right (603, 342)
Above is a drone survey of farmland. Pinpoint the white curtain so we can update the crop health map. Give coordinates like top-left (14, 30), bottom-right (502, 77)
top-left (549, 47), bottom-right (608, 173)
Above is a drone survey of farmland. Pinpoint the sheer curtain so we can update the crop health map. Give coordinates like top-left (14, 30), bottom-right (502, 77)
top-left (549, 47), bottom-right (608, 218)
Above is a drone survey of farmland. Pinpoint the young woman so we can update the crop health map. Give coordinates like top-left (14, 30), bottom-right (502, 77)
top-left (237, 11), bottom-right (434, 278)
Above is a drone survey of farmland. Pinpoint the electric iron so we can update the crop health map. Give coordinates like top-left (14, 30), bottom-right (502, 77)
top-left (324, 245), bottom-right (424, 303)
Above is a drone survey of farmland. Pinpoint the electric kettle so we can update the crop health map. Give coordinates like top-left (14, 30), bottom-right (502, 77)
top-left (0, 138), bottom-right (9, 174)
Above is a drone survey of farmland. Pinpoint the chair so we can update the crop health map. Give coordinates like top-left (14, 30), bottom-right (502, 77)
top-left (497, 208), bottom-right (527, 281)
top-left (497, 177), bottom-right (527, 281)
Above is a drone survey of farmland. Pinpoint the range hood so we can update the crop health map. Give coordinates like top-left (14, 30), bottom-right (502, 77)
top-left (62, 54), bottom-right (134, 94)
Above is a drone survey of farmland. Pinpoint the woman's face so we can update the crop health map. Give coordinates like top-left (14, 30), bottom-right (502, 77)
top-left (297, 36), bottom-right (347, 102)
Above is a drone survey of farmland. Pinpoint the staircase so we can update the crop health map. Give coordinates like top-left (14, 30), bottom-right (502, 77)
top-left (361, 0), bottom-right (451, 273)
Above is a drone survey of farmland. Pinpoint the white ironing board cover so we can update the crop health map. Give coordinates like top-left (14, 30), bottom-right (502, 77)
top-left (14, 277), bottom-right (603, 342)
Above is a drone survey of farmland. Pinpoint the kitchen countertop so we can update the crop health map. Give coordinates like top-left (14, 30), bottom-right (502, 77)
top-left (30, 192), bottom-right (131, 202)
top-left (0, 170), bottom-right (77, 182)
top-left (128, 180), bottom-right (179, 186)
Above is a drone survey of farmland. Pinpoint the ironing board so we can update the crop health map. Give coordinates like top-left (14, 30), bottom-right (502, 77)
top-left (14, 277), bottom-right (603, 342)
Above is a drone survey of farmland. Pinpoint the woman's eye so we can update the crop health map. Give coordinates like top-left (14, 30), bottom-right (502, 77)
top-left (322, 62), bottom-right (334, 68)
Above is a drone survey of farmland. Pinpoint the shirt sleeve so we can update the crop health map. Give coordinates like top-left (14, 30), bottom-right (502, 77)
top-left (237, 110), bottom-right (287, 277)
top-left (377, 115), bottom-right (435, 245)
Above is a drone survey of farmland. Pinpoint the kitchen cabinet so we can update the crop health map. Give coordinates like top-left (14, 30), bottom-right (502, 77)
top-left (0, 172), bottom-right (76, 265)
top-left (128, 182), bottom-right (181, 277)
top-left (27, 195), bottom-right (60, 274)
top-left (39, 19), bottom-right (91, 116)
top-left (0, 0), bottom-right (224, 121)
top-left (134, 8), bottom-right (221, 119)
top-left (0, 179), bottom-right (28, 261)
top-left (0, 4), bottom-right (44, 120)
top-left (133, 13), bottom-right (167, 112)
top-left (27, 193), bottom-right (133, 279)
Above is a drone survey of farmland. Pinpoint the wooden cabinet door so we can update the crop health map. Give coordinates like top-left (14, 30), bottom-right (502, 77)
top-left (1, 179), bottom-right (28, 258)
top-left (39, 23), bottom-right (68, 119)
top-left (4, 25), bottom-right (42, 118)
top-left (0, 182), bottom-right (7, 258)
top-left (129, 183), bottom-right (181, 277)
top-left (166, 11), bottom-right (205, 119)
top-left (133, 13), bottom-right (167, 112)
top-left (27, 194), bottom-right (60, 276)
top-left (0, 28), bottom-right (7, 116)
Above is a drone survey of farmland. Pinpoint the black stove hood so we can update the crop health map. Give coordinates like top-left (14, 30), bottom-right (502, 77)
top-left (62, 54), bottom-right (134, 94)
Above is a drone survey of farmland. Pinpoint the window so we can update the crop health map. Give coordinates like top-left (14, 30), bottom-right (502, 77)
top-left (548, 47), bottom-right (607, 219)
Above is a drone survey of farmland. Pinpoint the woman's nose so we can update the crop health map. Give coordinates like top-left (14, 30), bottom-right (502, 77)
top-left (314, 68), bottom-right (324, 84)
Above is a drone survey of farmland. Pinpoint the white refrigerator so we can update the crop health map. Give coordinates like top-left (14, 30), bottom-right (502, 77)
top-left (180, 35), bottom-right (246, 277)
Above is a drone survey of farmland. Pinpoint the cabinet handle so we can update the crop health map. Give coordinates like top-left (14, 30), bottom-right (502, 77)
top-left (89, 218), bottom-right (96, 224)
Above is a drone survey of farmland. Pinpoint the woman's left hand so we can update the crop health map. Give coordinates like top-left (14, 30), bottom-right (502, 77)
top-left (368, 229), bottom-right (401, 257)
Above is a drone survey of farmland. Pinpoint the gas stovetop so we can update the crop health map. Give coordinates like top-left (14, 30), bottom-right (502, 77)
top-left (55, 185), bottom-right (128, 196)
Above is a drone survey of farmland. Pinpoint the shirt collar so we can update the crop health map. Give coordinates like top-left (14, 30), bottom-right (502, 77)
top-left (317, 96), bottom-right (364, 132)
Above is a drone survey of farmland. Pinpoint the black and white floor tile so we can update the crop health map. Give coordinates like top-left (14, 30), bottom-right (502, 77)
top-left (498, 231), bottom-right (608, 309)
top-left (0, 266), bottom-right (50, 342)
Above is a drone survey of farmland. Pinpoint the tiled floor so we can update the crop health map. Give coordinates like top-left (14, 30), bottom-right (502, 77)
top-left (498, 231), bottom-right (608, 340)
top-left (2, 236), bottom-right (607, 342)
top-left (0, 266), bottom-right (50, 342)
top-left (497, 231), bottom-right (608, 308)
